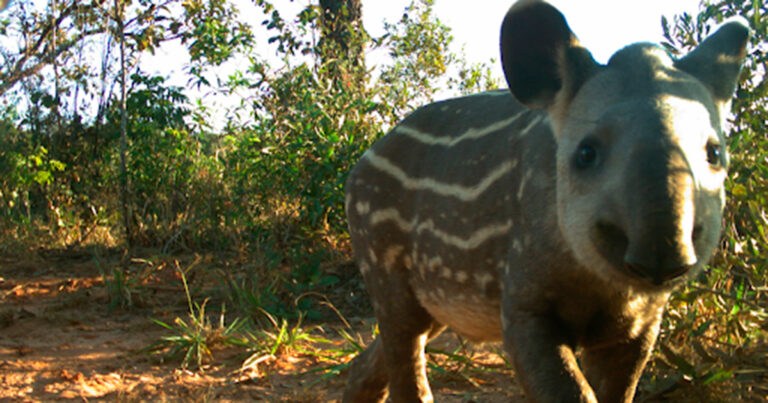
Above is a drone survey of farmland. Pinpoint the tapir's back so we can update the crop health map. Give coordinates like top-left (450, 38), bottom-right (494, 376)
top-left (345, 89), bottom-right (552, 341)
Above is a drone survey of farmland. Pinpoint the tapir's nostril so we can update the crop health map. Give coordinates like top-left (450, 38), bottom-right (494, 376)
top-left (595, 221), bottom-right (628, 249)
top-left (593, 220), bottom-right (630, 267)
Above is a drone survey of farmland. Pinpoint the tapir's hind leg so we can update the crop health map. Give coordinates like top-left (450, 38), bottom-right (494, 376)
top-left (379, 318), bottom-right (446, 402)
top-left (343, 320), bottom-right (446, 403)
top-left (342, 337), bottom-right (389, 403)
top-left (342, 260), bottom-right (445, 403)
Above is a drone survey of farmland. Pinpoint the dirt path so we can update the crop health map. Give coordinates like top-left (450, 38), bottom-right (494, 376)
top-left (0, 253), bottom-right (524, 402)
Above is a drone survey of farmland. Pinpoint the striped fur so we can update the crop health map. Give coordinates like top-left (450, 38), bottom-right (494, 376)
top-left (347, 93), bottom-right (548, 317)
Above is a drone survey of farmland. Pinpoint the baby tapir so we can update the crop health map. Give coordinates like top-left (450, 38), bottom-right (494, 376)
top-left (342, 0), bottom-right (749, 401)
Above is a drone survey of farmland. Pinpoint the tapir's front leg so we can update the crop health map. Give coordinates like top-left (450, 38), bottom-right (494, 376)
top-left (502, 306), bottom-right (598, 403)
top-left (580, 320), bottom-right (661, 403)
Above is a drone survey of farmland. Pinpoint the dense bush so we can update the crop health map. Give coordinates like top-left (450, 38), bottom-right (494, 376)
top-left (0, 1), bottom-right (496, 309)
top-left (640, 1), bottom-right (768, 399)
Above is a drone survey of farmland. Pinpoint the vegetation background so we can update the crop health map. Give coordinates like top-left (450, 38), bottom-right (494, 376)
top-left (0, 0), bottom-right (765, 400)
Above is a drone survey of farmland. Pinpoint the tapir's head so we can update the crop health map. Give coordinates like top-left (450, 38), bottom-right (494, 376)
top-left (501, 0), bottom-right (749, 288)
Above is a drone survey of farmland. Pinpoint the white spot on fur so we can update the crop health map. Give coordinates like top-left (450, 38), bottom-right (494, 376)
top-left (513, 238), bottom-right (523, 253)
top-left (359, 260), bottom-right (371, 275)
top-left (440, 266), bottom-right (452, 279)
top-left (355, 201), bottom-right (370, 215)
top-left (436, 288), bottom-right (446, 299)
top-left (383, 245), bottom-right (404, 273)
top-left (456, 271), bottom-right (469, 283)
top-left (475, 272), bottom-right (494, 290)
top-left (415, 289), bottom-right (428, 302)
top-left (427, 256), bottom-right (442, 272)
top-left (418, 263), bottom-right (427, 279)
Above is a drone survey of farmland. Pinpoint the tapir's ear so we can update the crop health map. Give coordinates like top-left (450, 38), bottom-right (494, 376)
top-left (675, 19), bottom-right (750, 112)
top-left (500, 0), bottom-right (600, 112)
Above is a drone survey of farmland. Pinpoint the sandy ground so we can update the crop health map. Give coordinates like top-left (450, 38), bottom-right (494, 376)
top-left (0, 253), bottom-right (525, 402)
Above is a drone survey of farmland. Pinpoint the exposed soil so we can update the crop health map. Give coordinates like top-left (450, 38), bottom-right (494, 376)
top-left (0, 251), bottom-right (525, 402)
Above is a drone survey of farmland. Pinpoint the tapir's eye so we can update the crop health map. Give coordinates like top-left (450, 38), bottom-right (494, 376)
top-left (575, 140), bottom-right (599, 169)
top-left (706, 141), bottom-right (722, 166)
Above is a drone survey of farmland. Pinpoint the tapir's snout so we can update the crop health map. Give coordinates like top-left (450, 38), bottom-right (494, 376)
top-left (594, 216), bottom-right (699, 286)
top-left (596, 141), bottom-right (702, 286)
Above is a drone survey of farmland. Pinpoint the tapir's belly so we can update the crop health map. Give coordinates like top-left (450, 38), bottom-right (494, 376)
top-left (408, 255), bottom-right (505, 341)
top-left (403, 217), bottom-right (510, 341)
top-left (419, 294), bottom-right (503, 341)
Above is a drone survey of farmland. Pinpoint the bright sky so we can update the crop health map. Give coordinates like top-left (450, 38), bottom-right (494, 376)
top-left (366, 0), bottom-right (702, 69)
top-left (144, 0), bottom-right (705, 127)
top-left (151, 0), bottom-right (705, 78)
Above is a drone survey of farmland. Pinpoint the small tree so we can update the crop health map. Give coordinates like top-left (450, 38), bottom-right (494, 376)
top-left (318, 0), bottom-right (363, 65)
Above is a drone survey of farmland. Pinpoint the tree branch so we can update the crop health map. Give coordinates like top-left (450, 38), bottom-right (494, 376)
top-left (0, 27), bottom-right (105, 96)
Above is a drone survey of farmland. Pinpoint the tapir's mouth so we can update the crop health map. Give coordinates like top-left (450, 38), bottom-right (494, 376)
top-left (624, 261), bottom-right (690, 285)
